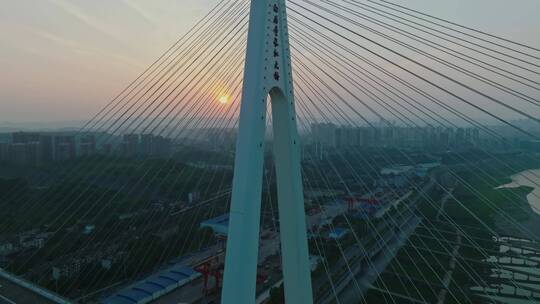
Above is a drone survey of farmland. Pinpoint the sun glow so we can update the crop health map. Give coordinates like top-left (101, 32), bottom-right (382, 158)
top-left (218, 94), bottom-right (230, 104)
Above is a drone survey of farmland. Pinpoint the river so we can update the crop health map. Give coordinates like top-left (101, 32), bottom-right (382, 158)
top-left (497, 169), bottom-right (540, 215)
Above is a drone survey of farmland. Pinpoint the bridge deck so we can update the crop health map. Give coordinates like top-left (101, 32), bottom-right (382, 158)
top-left (0, 276), bottom-right (56, 304)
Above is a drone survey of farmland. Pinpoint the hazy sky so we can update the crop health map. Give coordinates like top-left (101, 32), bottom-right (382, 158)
top-left (0, 0), bottom-right (539, 123)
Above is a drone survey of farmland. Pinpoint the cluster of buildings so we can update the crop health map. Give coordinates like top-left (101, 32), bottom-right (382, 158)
top-left (119, 133), bottom-right (172, 158)
top-left (304, 162), bottom-right (437, 227)
top-left (0, 131), bottom-right (174, 165)
top-left (0, 131), bottom-right (98, 165)
top-left (50, 244), bottom-right (125, 280)
top-left (0, 229), bottom-right (53, 263)
top-left (349, 163), bottom-right (437, 218)
top-left (310, 123), bottom-right (481, 153)
top-left (102, 158), bottom-right (434, 303)
top-left (4, 190), bottom-right (203, 283)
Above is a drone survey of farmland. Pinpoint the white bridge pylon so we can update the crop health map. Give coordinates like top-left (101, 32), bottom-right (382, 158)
top-left (221, 0), bottom-right (313, 303)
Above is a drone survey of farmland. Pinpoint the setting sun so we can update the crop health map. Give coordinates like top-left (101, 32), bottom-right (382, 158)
top-left (218, 94), bottom-right (230, 104)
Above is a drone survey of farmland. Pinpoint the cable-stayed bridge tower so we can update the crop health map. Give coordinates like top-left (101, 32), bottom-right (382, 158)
top-left (5, 0), bottom-right (540, 303)
top-left (221, 0), bottom-right (313, 303)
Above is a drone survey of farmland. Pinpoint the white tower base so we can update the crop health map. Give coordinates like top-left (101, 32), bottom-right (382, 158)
top-left (221, 1), bottom-right (313, 303)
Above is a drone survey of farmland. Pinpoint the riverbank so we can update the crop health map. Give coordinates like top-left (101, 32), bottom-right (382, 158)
top-left (496, 169), bottom-right (540, 238)
top-left (498, 169), bottom-right (540, 215)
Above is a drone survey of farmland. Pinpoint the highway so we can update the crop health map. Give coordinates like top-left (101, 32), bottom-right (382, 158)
top-left (0, 276), bottom-right (56, 304)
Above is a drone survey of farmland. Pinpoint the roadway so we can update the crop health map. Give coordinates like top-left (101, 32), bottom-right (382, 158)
top-left (0, 276), bottom-right (56, 304)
